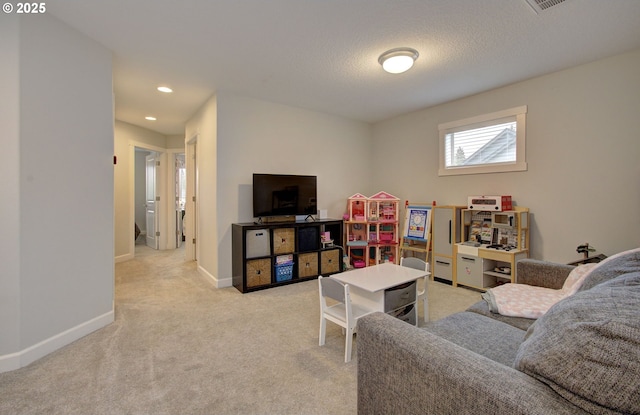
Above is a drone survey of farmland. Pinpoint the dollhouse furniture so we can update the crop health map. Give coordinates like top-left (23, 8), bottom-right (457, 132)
top-left (345, 192), bottom-right (400, 268)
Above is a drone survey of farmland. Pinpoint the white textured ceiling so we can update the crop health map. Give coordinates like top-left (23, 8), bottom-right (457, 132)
top-left (48, 0), bottom-right (640, 135)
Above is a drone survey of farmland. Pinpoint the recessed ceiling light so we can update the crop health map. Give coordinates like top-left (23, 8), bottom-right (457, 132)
top-left (157, 86), bottom-right (173, 93)
top-left (378, 47), bottom-right (419, 74)
top-left (145, 116), bottom-right (157, 121)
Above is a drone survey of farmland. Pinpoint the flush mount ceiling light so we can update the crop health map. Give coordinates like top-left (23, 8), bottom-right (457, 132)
top-left (145, 116), bottom-right (157, 121)
top-left (157, 86), bottom-right (173, 93)
top-left (378, 47), bottom-right (419, 74)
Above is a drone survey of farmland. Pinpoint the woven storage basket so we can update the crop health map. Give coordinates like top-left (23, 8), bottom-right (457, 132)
top-left (320, 249), bottom-right (341, 275)
top-left (273, 228), bottom-right (295, 254)
top-left (246, 258), bottom-right (272, 287)
top-left (297, 252), bottom-right (319, 278)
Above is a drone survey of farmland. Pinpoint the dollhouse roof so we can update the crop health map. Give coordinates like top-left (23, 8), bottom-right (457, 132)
top-left (348, 193), bottom-right (368, 200)
top-left (369, 191), bottom-right (399, 200)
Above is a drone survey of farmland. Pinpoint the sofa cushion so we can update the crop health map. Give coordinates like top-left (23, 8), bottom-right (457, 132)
top-left (514, 272), bottom-right (640, 415)
top-left (578, 247), bottom-right (640, 291)
top-left (423, 311), bottom-right (525, 366)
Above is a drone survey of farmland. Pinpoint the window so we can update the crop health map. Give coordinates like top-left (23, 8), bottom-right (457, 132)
top-left (438, 106), bottom-right (527, 176)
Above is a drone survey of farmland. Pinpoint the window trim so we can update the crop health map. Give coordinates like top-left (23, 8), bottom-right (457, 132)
top-left (438, 105), bottom-right (527, 176)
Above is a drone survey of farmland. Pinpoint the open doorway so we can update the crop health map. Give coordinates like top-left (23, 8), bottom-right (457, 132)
top-left (133, 146), bottom-right (187, 253)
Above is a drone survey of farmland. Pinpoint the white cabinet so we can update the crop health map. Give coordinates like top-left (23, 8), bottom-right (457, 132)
top-left (433, 257), bottom-right (454, 282)
top-left (456, 253), bottom-right (494, 288)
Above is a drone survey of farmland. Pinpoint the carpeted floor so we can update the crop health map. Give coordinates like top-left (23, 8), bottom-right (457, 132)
top-left (0, 246), bottom-right (480, 415)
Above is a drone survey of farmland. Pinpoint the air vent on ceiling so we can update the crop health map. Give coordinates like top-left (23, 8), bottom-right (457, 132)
top-left (525, 0), bottom-right (567, 14)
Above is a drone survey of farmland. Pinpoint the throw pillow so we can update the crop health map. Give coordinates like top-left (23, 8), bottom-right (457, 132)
top-left (577, 246), bottom-right (640, 291)
top-left (514, 272), bottom-right (640, 415)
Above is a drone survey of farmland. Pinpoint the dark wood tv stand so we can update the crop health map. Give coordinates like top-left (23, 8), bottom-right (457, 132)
top-left (232, 219), bottom-right (344, 293)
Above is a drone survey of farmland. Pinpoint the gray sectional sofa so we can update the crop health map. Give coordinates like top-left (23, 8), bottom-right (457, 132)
top-left (357, 249), bottom-right (640, 415)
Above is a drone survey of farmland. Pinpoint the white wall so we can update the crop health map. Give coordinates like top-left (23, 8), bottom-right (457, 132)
top-left (186, 92), bottom-right (372, 286)
top-left (216, 93), bottom-right (373, 285)
top-left (0, 12), bottom-right (22, 361)
top-left (372, 48), bottom-right (640, 263)
top-left (0, 13), bottom-right (114, 372)
top-left (185, 94), bottom-right (219, 283)
top-left (167, 134), bottom-right (186, 149)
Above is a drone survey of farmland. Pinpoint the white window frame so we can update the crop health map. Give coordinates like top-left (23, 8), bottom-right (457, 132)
top-left (438, 105), bottom-right (527, 176)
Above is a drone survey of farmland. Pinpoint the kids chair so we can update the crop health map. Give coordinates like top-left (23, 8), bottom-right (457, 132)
top-left (400, 256), bottom-right (430, 323)
top-left (318, 275), bottom-right (375, 362)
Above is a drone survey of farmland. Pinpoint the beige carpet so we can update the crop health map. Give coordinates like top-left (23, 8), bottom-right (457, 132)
top-left (0, 246), bottom-right (480, 415)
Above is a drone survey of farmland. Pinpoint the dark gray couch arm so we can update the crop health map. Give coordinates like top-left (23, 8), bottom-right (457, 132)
top-left (357, 312), bottom-right (585, 415)
top-left (516, 259), bottom-right (575, 289)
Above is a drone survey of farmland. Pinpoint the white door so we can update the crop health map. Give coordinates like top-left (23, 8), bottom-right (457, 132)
top-left (175, 154), bottom-right (186, 248)
top-left (145, 153), bottom-right (159, 249)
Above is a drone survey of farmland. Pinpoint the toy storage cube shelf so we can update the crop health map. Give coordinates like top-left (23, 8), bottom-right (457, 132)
top-left (345, 192), bottom-right (400, 268)
top-left (232, 219), bottom-right (343, 293)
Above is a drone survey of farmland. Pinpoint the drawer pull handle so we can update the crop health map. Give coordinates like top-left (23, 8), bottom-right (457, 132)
top-left (461, 256), bottom-right (476, 262)
top-left (436, 260), bottom-right (450, 265)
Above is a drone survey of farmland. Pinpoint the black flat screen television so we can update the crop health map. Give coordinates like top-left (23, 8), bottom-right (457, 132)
top-left (253, 174), bottom-right (317, 218)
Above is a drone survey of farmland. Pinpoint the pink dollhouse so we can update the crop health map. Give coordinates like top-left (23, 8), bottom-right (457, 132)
top-left (344, 191), bottom-right (400, 268)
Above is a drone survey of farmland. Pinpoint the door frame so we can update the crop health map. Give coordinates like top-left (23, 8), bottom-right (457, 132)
top-left (185, 134), bottom-right (198, 262)
top-left (129, 141), bottom-right (168, 257)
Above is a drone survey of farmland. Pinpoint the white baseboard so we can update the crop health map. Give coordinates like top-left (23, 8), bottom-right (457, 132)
top-left (115, 252), bottom-right (134, 263)
top-left (0, 309), bottom-right (114, 373)
top-left (197, 264), bottom-right (232, 288)
top-left (217, 276), bottom-right (232, 288)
